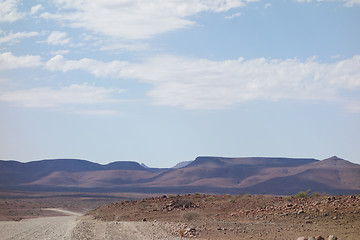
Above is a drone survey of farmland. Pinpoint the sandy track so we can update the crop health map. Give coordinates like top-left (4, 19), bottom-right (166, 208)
top-left (0, 210), bottom-right (186, 240)
top-left (72, 216), bottom-right (186, 240)
top-left (0, 215), bottom-right (79, 240)
top-left (42, 208), bottom-right (83, 216)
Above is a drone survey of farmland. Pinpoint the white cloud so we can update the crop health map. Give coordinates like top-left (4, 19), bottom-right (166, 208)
top-left (0, 52), bottom-right (42, 70)
top-left (44, 54), bottom-right (360, 110)
top-left (41, 0), bottom-right (256, 40)
top-left (0, 0), bottom-right (25, 22)
top-left (0, 83), bottom-right (124, 108)
top-left (75, 109), bottom-right (122, 116)
top-left (343, 0), bottom-right (360, 7)
top-left (50, 49), bottom-right (69, 55)
top-left (99, 42), bottom-right (149, 52)
top-left (224, 12), bottom-right (242, 19)
top-left (30, 4), bottom-right (43, 15)
top-left (45, 54), bottom-right (129, 78)
top-left (46, 31), bottom-right (71, 45)
top-left (264, 3), bottom-right (272, 8)
top-left (345, 101), bottom-right (360, 113)
top-left (296, 0), bottom-right (360, 7)
top-left (0, 31), bottom-right (39, 44)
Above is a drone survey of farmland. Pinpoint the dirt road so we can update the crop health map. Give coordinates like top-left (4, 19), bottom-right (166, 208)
top-left (0, 209), bottom-right (185, 240)
top-left (72, 216), bottom-right (185, 240)
top-left (0, 215), bottom-right (79, 240)
top-left (0, 208), bottom-right (82, 240)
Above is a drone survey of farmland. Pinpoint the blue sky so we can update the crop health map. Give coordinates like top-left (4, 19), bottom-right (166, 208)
top-left (1, 0), bottom-right (359, 167)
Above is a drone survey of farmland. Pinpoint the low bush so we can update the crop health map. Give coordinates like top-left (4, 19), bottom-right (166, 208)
top-left (294, 189), bottom-right (311, 198)
top-left (283, 196), bottom-right (293, 202)
top-left (182, 211), bottom-right (199, 221)
top-left (312, 192), bottom-right (321, 197)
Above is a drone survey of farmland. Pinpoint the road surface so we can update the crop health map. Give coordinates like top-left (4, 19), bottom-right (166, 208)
top-left (0, 209), bottom-right (185, 239)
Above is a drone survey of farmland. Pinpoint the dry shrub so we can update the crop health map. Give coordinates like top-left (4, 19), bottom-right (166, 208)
top-left (283, 196), bottom-right (293, 202)
top-left (114, 214), bottom-right (124, 221)
top-left (182, 211), bottom-right (199, 221)
top-left (179, 229), bottom-right (185, 237)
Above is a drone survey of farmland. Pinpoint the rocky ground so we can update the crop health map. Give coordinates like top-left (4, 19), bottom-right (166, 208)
top-left (89, 193), bottom-right (360, 239)
top-left (1, 192), bottom-right (359, 239)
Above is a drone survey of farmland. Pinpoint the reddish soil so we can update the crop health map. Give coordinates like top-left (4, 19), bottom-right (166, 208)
top-left (89, 194), bottom-right (360, 239)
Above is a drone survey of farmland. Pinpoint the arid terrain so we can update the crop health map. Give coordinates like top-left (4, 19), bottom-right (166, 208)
top-left (89, 193), bottom-right (360, 239)
top-left (1, 156), bottom-right (360, 239)
top-left (0, 192), bottom-right (359, 239)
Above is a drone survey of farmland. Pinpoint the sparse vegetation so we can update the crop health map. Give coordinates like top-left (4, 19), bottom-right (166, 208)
top-left (283, 196), bottom-right (293, 202)
top-left (294, 189), bottom-right (311, 198)
top-left (312, 192), bottom-right (321, 197)
top-left (179, 229), bottom-right (185, 237)
top-left (294, 191), bottom-right (307, 198)
top-left (182, 211), bottom-right (199, 221)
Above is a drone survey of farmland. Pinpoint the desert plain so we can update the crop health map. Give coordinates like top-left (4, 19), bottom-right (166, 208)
top-left (0, 191), bottom-right (359, 239)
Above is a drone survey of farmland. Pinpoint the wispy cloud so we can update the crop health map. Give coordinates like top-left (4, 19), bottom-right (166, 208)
top-left (99, 42), bottom-right (149, 52)
top-left (40, 1), bottom-right (254, 40)
top-left (0, 52), bottom-right (42, 70)
top-left (0, 30), bottom-right (39, 44)
top-left (343, 0), bottom-right (360, 7)
top-left (45, 54), bottom-right (129, 78)
top-left (296, 0), bottom-right (360, 7)
top-left (224, 12), bottom-right (242, 19)
top-left (30, 4), bottom-right (43, 15)
top-left (0, 0), bottom-right (25, 22)
top-left (264, 3), bottom-right (272, 9)
top-left (0, 83), bottom-right (124, 108)
top-left (50, 49), bottom-right (69, 55)
top-left (43, 54), bottom-right (360, 110)
top-left (46, 31), bottom-right (71, 45)
top-left (74, 109), bottom-right (122, 116)
top-left (345, 101), bottom-right (360, 113)
top-left (124, 55), bottom-right (360, 109)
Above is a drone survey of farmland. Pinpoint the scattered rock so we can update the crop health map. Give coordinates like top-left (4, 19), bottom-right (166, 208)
top-left (298, 236), bottom-right (328, 240)
top-left (327, 235), bottom-right (337, 240)
top-left (179, 227), bottom-right (197, 237)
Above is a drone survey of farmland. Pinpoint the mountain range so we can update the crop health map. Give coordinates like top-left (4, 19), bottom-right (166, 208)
top-left (1, 156), bottom-right (359, 195)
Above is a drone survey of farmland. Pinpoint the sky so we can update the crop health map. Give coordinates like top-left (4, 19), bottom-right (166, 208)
top-left (0, 0), bottom-right (360, 167)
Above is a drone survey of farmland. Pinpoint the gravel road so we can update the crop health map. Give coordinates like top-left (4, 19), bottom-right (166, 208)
top-left (0, 215), bottom-right (79, 240)
top-left (0, 209), bottom-right (186, 240)
top-left (72, 216), bottom-right (186, 240)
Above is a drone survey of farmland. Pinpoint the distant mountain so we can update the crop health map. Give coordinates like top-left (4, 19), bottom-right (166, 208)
top-left (172, 161), bottom-right (193, 169)
top-left (1, 156), bottom-right (359, 195)
top-left (0, 159), bottom-right (157, 186)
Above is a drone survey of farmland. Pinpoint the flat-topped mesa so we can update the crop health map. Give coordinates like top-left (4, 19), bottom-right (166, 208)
top-left (188, 156), bottom-right (318, 168)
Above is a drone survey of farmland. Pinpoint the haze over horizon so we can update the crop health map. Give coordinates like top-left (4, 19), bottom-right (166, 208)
top-left (1, 0), bottom-right (359, 167)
